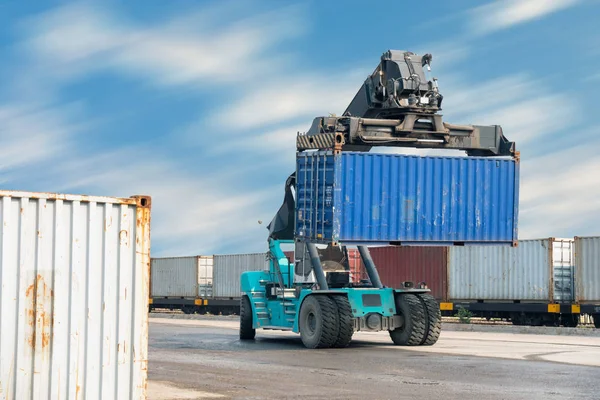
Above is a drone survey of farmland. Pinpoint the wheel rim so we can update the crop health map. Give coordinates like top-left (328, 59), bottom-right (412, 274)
top-left (307, 312), bottom-right (317, 334)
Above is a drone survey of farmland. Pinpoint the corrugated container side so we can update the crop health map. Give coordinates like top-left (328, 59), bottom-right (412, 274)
top-left (575, 236), bottom-right (600, 303)
top-left (347, 249), bottom-right (364, 283)
top-left (213, 253), bottom-right (269, 298)
top-left (448, 239), bottom-right (552, 301)
top-left (0, 192), bottom-right (151, 400)
top-left (151, 257), bottom-right (198, 297)
top-left (295, 151), bottom-right (519, 245)
top-left (368, 246), bottom-right (448, 301)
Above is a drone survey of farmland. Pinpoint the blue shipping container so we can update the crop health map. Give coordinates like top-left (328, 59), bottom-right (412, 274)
top-left (295, 151), bottom-right (519, 246)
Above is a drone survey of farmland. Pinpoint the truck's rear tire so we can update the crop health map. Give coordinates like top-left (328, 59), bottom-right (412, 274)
top-left (389, 294), bottom-right (426, 346)
top-left (417, 293), bottom-right (442, 345)
top-left (299, 295), bottom-right (339, 349)
top-left (239, 295), bottom-right (255, 340)
top-left (330, 295), bottom-right (354, 348)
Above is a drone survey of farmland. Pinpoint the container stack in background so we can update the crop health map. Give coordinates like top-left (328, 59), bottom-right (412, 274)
top-left (364, 238), bottom-right (576, 304)
top-left (150, 253), bottom-right (269, 314)
top-left (148, 236), bottom-right (600, 328)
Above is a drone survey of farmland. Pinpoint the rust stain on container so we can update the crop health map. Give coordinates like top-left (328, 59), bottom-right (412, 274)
top-left (105, 216), bottom-right (112, 232)
top-left (25, 274), bottom-right (54, 354)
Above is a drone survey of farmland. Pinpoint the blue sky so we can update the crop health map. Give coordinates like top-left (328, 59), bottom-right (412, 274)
top-left (0, 0), bottom-right (599, 256)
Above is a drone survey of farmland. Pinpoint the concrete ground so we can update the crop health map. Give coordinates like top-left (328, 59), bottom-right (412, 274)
top-left (147, 317), bottom-right (600, 400)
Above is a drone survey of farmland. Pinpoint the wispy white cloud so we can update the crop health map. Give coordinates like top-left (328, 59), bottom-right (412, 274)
top-left (586, 73), bottom-right (600, 82)
top-left (518, 134), bottom-right (600, 238)
top-left (469, 0), bottom-right (580, 35)
top-left (48, 146), bottom-right (279, 256)
top-left (24, 2), bottom-right (305, 88)
top-left (206, 69), bottom-right (369, 131)
top-left (0, 103), bottom-right (81, 175)
top-left (4, 1), bottom-right (316, 255)
top-left (440, 73), bottom-right (578, 146)
top-left (3, 0), bottom-right (596, 257)
top-left (209, 123), bottom-right (306, 164)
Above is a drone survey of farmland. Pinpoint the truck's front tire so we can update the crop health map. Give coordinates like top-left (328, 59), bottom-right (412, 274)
top-left (239, 295), bottom-right (256, 340)
top-left (389, 294), bottom-right (426, 346)
top-left (299, 295), bottom-right (339, 349)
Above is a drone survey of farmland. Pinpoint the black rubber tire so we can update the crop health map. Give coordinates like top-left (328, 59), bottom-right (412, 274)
top-left (330, 295), bottom-right (354, 348)
top-left (417, 293), bottom-right (442, 346)
top-left (593, 314), bottom-right (600, 329)
top-left (389, 294), bottom-right (426, 346)
top-left (239, 295), bottom-right (256, 340)
top-left (299, 295), bottom-right (339, 349)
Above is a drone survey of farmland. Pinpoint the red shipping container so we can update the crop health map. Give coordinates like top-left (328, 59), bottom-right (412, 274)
top-left (346, 249), bottom-right (365, 283)
top-left (367, 246), bottom-right (448, 301)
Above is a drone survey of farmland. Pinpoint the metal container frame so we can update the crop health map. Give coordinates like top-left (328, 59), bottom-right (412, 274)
top-left (574, 236), bottom-right (600, 304)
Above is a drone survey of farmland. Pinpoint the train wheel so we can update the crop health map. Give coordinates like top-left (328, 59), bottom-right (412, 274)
top-left (593, 314), bottom-right (600, 329)
top-left (182, 306), bottom-right (195, 314)
top-left (562, 314), bottom-right (579, 328)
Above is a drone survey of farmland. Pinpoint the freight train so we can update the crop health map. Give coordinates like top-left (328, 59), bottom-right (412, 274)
top-left (149, 237), bottom-right (600, 329)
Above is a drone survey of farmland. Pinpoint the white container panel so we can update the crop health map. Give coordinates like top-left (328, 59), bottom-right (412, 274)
top-left (449, 239), bottom-right (552, 301)
top-left (575, 236), bottom-right (600, 303)
top-left (0, 191), bottom-right (151, 400)
top-left (551, 239), bottom-right (575, 302)
top-left (151, 256), bottom-right (198, 297)
top-left (198, 256), bottom-right (213, 287)
top-left (213, 253), bottom-right (268, 298)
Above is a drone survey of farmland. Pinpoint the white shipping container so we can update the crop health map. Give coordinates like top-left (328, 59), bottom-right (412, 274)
top-left (552, 239), bottom-right (575, 302)
top-left (575, 236), bottom-right (600, 303)
top-left (151, 257), bottom-right (198, 297)
top-left (150, 256), bottom-right (213, 298)
top-left (198, 256), bottom-right (213, 286)
top-left (198, 256), bottom-right (213, 298)
top-left (448, 238), bottom-right (573, 301)
top-left (0, 191), bottom-right (151, 400)
top-left (213, 253), bottom-right (269, 298)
